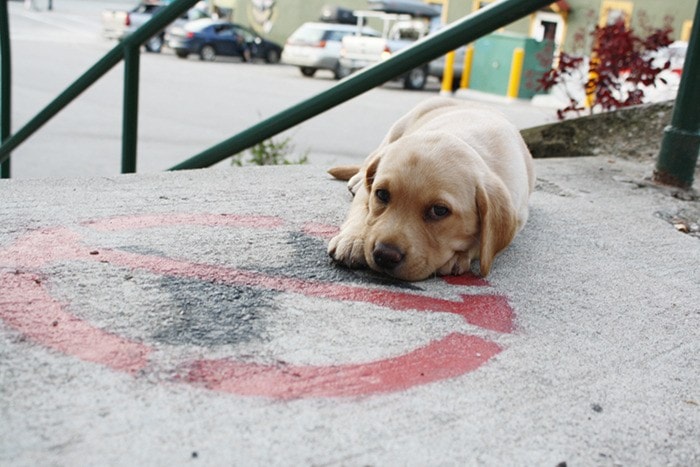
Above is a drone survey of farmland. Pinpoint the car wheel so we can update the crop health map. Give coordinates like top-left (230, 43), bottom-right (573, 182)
top-left (451, 75), bottom-right (462, 91)
top-left (175, 50), bottom-right (188, 59)
top-left (300, 67), bottom-right (316, 77)
top-left (144, 34), bottom-right (164, 53)
top-left (265, 48), bottom-right (281, 64)
top-left (199, 44), bottom-right (216, 61)
top-left (333, 62), bottom-right (351, 80)
top-left (403, 66), bottom-right (428, 90)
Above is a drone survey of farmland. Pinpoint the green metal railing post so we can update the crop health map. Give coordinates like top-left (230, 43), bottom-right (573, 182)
top-left (122, 45), bottom-right (140, 174)
top-left (169, 0), bottom-right (554, 171)
top-left (654, 0), bottom-right (700, 189)
top-left (0, 0), bottom-right (11, 179)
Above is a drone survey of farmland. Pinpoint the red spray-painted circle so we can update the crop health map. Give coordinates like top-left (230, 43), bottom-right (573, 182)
top-left (0, 213), bottom-right (514, 399)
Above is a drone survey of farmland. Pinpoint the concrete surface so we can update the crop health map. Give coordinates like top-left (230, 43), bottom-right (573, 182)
top-left (1, 147), bottom-right (699, 465)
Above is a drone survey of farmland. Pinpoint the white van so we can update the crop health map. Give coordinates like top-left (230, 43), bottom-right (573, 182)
top-left (281, 22), bottom-right (379, 79)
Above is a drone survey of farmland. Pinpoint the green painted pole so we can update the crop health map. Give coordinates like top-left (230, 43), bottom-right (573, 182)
top-left (654, 0), bottom-right (700, 189)
top-left (0, 0), bottom-right (11, 179)
top-left (169, 0), bottom-right (555, 171)
top-left (122, 45), bottom-right (140, 174)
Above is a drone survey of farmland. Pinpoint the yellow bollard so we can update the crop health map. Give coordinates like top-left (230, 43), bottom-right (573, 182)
top-left (459, 45), bottom-right (474, 89)
top-left (440, 50), bottom-right (456, 95)
top-left (506, 47), bottom-right (525, 99)
top-left (585, 55), bottom-right (600, 109)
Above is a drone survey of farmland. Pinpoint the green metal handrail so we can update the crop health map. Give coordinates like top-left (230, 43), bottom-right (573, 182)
top-left (654, 0), bottom-right (700, 189)
top-left (0, 0), bottom-right (201, 177)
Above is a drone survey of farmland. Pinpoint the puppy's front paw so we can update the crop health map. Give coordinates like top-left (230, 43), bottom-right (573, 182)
top-left (328, 232), bottom-right (367, 269)
top-left (437, 252), bottom-right (475, 276)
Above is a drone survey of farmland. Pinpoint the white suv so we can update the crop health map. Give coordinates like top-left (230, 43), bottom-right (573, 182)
top-left (281, 22), bottom-right (379, 79)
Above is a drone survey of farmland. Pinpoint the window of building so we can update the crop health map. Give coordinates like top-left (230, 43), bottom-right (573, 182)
top-left (531, 11), bottom-right (566, 46)
top-left (599, 0), bottom-right (634, 27)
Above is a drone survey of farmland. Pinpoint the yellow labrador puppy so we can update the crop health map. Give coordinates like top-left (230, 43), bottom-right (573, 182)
top-left (328, 97), bottom-right (534, 281)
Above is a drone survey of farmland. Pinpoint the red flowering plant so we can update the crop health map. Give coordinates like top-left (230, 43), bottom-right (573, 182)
top-left (536, 14), bottom-right (674, 119)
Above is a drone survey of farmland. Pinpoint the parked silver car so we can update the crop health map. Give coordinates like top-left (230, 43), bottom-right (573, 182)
top-left (281, 22), bottom-right (379, 79)
top-left (102, 1), bottom-right (210, 53)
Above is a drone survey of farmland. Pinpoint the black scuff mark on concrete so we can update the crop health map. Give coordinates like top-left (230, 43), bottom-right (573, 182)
top-left (261, 231), bottom-right (424, 291)
top-left (152, 277), bottom-right (274, 346)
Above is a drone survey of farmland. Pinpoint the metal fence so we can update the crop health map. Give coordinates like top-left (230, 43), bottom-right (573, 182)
top-left (1, 0), bottom-right (698, 187)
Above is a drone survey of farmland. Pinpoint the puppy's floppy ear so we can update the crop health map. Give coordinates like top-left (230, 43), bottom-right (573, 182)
top-left (364, 154), bottom-right (381, 192)
top-left (328, 165), bottom-right (361, 181)
top-left (475, 178), bottom-right (518, 276)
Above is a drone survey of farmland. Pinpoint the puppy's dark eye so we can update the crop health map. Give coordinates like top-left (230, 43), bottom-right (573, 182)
top-left (427, 204), bottom-right (450, 220)
top-left (375, 189), bottom-right (390, 203)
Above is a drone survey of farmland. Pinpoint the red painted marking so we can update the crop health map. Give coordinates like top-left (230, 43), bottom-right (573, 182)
top-left (301, 222), bottom-right (340, 239)
top-left (0, 271), bottom-right (151, 374)
top-left (0, 221), bottom-right (509, 332)
top-left (95, 248), bottom-right (513, 333)
top-left (0, 214), bottom-right (516, 398)
top-left (441, 274), bottom-right (490, 287)
top-left (0, 228), bottom-right (87, 269)
top-left (184, 333), bottom-right (500, 399)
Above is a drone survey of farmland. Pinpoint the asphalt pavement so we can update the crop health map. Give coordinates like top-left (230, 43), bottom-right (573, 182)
top-left (1, 138), bottom-right (699, 465)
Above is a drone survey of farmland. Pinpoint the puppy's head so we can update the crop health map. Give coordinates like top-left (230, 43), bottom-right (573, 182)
top-left (361, 133), bottom-right (517, 281)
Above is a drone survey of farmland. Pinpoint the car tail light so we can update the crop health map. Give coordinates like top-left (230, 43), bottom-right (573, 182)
top-left (380, 45), bottom-right (392, 61)
top-left (186, 31), bottom-right (195, 39)
top-left (124, 13), bottom-right (131, 26)
top-left (312, 40), bottom-right (327, 48)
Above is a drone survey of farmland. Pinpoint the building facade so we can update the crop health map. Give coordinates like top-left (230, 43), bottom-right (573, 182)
top-left (213, 0), bottom-right (696, 54)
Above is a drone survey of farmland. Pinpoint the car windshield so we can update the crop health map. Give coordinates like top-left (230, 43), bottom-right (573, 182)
top-left (134, 3), bottom-right (162, 14)
top-left (187, 9), bottom-right (209, 20)
top-left (289, 27), bottom-right (328, 44)
top-left (324, 30), bottom-right (353, 41)
top-left (214, 25), bottom-right (234, 37)
top-left (185, 19), bottom-right (215, 32)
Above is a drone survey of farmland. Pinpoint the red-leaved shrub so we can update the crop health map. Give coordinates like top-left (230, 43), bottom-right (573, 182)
top-left (537, 16), bottom-right (673, 119)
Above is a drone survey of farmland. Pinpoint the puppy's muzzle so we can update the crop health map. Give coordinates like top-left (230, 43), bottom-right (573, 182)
top-left (372, 243), bottom-right (405, 270)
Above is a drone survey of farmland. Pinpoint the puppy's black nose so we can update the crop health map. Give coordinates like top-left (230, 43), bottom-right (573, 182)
top-left (372, 243), bottom-right (404, 269)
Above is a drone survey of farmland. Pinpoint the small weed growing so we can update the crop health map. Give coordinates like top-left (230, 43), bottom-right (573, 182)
top-left (231, 136), bottom-right (309, 166)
